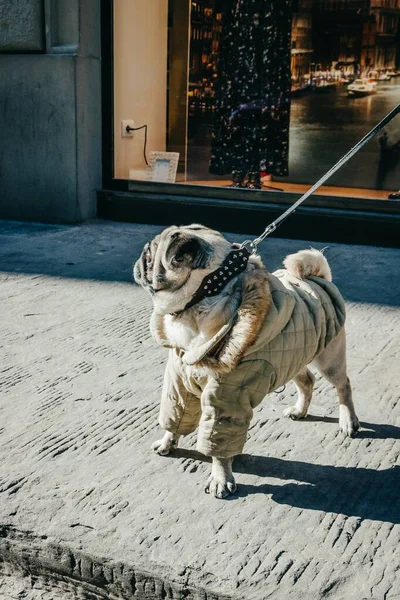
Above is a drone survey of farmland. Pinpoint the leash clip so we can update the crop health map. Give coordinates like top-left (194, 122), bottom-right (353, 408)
top-left (240, 240), bottom-right (259, 255)
top-left (240, 221), bottom-right (278, 255)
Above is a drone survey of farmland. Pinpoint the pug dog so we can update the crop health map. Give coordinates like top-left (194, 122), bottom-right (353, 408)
top-left (134, 224), bottom-right (359, 498)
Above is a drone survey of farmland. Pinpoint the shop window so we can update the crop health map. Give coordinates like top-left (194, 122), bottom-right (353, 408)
top-left (113, 0), bottom-right (400, 200)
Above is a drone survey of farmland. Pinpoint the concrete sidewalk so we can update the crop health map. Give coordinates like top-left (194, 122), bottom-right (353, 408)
top-left (0, 219), bottom-right (399, 600)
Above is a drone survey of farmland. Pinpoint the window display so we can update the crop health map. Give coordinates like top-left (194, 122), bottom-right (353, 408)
top-left (114, 0), bottom-right (400, 198)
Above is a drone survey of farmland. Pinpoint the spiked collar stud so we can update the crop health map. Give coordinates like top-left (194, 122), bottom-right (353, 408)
top-left (172, 245), bottom-right (251, 316)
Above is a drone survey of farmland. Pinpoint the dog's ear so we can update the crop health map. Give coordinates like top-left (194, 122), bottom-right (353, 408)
top-left (167, 233), bottom-right (212, 269)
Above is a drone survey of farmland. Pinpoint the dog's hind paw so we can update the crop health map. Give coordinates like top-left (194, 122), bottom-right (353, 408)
top-left (283, 405), bottom-right (307, 420)
top-left (339, 409), bottom-right (360, 437)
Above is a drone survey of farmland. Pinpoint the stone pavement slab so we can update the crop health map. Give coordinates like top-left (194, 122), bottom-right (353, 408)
top-left (0, 219), bottom-right (399, 600)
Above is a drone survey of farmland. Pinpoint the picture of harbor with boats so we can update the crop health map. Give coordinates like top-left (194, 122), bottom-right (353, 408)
top-left (291, 69), bottom-right (399, 97)
top-left (290, 0), bottom-right (400, 98)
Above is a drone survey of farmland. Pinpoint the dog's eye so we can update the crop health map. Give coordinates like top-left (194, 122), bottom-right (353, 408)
top-left (172, 256), bottom-right (185, 266)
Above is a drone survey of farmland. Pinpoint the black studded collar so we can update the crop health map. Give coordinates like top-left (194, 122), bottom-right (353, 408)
top-left (172, 245), bottom-right (251, 316)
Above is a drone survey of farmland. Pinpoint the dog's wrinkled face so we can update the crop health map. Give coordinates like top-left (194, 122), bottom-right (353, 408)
top-left (134, 224), bottom-right (231, 315)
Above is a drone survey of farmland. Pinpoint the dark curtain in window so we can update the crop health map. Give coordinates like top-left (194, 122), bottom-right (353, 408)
top-left (209, 0), bottom-right (292, 177)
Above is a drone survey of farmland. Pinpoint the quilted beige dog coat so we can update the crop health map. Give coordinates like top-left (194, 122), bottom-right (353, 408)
top-left (159, 270), bottom-right (346, 457)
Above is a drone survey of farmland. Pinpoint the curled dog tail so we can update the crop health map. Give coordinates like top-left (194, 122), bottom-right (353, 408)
top-left (283, 248), bottom-right (332, 282)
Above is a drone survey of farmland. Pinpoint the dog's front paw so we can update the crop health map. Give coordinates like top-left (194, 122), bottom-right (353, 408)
top-left (151, 432), bottom-right (179, 456)
top-left (205, 474), bottom-right (236, 499)
top-left (205, 457), bottom-right (236, 499)
top-left (339, 407), bottom-right (360, 437)
top-left (283, 405), bottom-right (307, 419)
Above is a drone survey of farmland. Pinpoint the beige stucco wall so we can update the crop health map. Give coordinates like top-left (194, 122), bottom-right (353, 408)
top-left (113, 0), bottom-right (168, 179)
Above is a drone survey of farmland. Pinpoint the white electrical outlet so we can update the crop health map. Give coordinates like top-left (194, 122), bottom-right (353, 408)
top-left (121, 120), bottom-right (135, 138)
